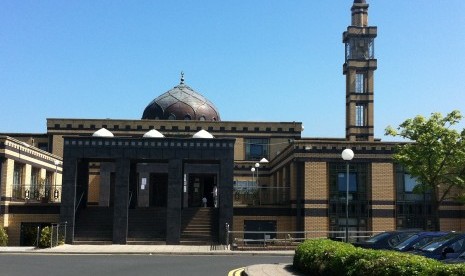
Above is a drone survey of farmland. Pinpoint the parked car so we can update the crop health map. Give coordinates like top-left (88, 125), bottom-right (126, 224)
top-left (353, 231), bottom-right (418, 250)
top-left (393, 231), bottom-right (449, 252)
top-left (442, 250), bottom-right (465, 264)
top-left (413, 232), bottom-right (465, 260)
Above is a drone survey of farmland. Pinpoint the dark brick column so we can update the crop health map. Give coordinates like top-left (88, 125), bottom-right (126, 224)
top-left (60, 157), bottom-right (78, 244)
top-left (218, 155), bottom-right (234, 245)
top-left (166, 159), bottom-right (182, 244)
top-left (113, 158), bottom-right (130, 244)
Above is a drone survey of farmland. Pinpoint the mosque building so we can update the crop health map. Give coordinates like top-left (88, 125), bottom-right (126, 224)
top-left (0, 0), bottom-right (463, 246)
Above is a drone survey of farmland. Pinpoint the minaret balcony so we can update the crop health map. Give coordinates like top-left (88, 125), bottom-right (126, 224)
top-left (343, 60), bottom-right (377, 74)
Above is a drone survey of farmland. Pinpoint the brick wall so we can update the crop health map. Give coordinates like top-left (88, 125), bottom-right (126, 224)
top-left (7, 214), bottom-right (60, 246)
top-left (371, 163), bottom-right (395, 231)
top-left (304, 162), bottom-right (329, 234)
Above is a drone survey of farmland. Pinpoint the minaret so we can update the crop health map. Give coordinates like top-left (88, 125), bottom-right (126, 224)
top-left (343, 0), bottom-right (377, 141)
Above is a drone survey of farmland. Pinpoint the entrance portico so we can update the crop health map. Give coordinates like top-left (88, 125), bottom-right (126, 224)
top-left (60, 136), bottom-right (234, 245)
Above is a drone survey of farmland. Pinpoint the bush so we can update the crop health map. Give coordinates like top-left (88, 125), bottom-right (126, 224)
top-left (293, 238), bottom-right (465, 276)
top-left (39, 226), bottom-right (51, 248)
top-left (0, 227), bottom-right (8, 246)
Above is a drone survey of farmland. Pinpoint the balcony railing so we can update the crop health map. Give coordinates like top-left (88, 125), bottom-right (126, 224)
top-left (10, 183), bottom-right (62, 202)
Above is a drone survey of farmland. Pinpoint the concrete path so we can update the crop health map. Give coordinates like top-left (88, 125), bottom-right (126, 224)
top-left (0, 245), bottom-right (300, 275)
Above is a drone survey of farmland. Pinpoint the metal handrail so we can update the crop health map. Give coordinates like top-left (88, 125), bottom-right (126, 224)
top-left (226, 229), bottom-right (384, 249)
top-left (75, 192), bottom-right (84, 213)
top-left (128, 191), bottom-right (133, 208)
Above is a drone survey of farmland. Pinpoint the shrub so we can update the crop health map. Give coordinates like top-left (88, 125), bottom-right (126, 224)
top-left (0, 227), bottom-right (8, 246)
top-left (39, 226), bottom-right (51, 248)
top-left (293, 238), bottom-right (465, 276)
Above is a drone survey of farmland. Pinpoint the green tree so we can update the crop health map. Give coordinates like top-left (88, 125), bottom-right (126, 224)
top-left (39, 226), bottom-right (51, 248)
top-left (385, 110), bottom-right (465, 230)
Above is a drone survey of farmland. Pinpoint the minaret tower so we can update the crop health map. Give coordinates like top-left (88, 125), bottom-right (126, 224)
top-left (343, 0), bottom-right (377, 141)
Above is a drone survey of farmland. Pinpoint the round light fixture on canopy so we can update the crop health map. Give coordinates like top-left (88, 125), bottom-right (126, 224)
top-left (143, 129), bottom-right (165, 138)
top-left (92, 128), bottom-right (114, 137)
top-left (193, 129), bottom-right (214, 139)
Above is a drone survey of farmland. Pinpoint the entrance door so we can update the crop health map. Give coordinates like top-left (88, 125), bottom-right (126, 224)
top-left (149, 173), bottom-right (168, 207)
top-left (188, 174), bottom-right (216, 207)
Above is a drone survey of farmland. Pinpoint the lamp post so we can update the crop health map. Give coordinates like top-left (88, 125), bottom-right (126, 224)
top-left (251, 167), bottom-right (256, 184)
top-left (254, 163), bottom-right (260, 185)
top-left (54, 160), bottom-right (60, 200)
top-left (341, 148), bottom-right (354, 243)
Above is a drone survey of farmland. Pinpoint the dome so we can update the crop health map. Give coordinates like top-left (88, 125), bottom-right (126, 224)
top-left (93, 128), bottom-right (114, 137)
top-left (143, 129), bottom-right (165, 138)
top-left (192, 129), bottom-right (214, 139)
top-left (142, 74), bottom-right (221, 121)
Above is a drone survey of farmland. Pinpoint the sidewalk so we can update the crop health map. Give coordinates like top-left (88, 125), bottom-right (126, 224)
top-left (0, 245), bottom-right (298, 275)
top-left (2, 244), bottom-right (293, 255)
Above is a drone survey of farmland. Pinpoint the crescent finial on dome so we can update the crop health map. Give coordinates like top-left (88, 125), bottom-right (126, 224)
top-left (180, 71), bottom-right (185, 84)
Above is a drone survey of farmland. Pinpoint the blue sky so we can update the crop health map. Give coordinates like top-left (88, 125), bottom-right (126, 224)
top-left (1, 1), bottom-right (464, 140)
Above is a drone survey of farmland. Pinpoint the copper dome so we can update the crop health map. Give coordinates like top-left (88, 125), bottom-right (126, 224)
top-left (142, 76), bottom-right (221, 121)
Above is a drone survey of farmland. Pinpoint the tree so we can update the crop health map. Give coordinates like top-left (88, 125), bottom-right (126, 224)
top-left (385, 110), bottom-right (465, 231)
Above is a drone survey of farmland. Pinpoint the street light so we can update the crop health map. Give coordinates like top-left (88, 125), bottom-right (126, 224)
top-left (54, 160), bottom-right (60, 200)
top-left (254, 163), bottom-right (260, 185)
top-left (341, 148), bottom-right (354, 243)
top-left (251, 167), bottom-right (256, 184)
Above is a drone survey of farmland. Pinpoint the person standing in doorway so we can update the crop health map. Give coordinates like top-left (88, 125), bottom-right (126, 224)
top-left (202, 196), bottom-right (207, 207)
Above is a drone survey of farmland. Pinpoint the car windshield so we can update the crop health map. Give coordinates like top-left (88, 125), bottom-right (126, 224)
top-left (365, 232), bottom-right (391, 243)
top-left (419, 234), bottom-right (459, 252)
top-left (394, 234), bottom-right (419, 250)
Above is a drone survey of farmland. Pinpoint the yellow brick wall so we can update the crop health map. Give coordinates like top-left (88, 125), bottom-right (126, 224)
top-left (52, 135), bottom-right (64, 157)
top-left (234, 138), bottom-right (244, 161)
top-left (304, 162), bottom-right (327, 200)
top-left (371, 163), bottom-right (395, 231)
top-left (88, 174), bottom-right (100, 203)
top-left (303, 162), bottom-right (329, 233)
top-left (304, 217), bottom-right (329, 238)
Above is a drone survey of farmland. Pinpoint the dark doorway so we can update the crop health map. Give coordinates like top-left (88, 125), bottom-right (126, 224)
top-left (188, 174), bottom-right (216, 207)
top-left (20, 223), bottom-right (50, 246)
top-left (150, 173), bottom-right (168, 207)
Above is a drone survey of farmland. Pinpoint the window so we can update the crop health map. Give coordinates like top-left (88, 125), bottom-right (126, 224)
top-left (338, 172), bottom-right (357, 192)
top-left (245, 138), bottom-right (269, 160)
top-left (45, 171), bottom-right (53, 200)
top-left (355, 73), bottom-right (366, 93)
top-left (168, 114), bottom-right (176, 120)
top-left (345, 38), bottom-right (375, 61)
top-left (355, 104), bottom-right (366, 126)
top-left (31, 168), bottom-right (41, 198)
top-left (184, 115), bottom-right (191, 120)
top-left (38, 143), bottom-right (48, 152)
top-left (13, 163), bottom-right (24, 198)
top-left (404, 174), bottom-right (418, 193)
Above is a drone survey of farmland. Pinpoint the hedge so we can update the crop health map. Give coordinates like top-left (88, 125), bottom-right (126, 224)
top-left (0, 227), bottom-right (8, 246)
top-left (293, 238), bottom-right (465, 276)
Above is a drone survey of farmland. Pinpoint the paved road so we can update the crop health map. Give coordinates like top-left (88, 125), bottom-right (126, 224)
top-left (0, 254), bottom-right (293, 276)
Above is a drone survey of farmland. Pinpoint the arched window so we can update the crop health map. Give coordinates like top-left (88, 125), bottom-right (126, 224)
top-left (168, 114), bottom-right (176, 120)
top-left (184, 115), bottom-right (191, 120)
top-left (199, 116), bottom-right (206, 121)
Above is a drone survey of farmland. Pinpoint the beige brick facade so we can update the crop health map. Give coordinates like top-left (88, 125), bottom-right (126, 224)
top-left (6, 214), bottom-right (60, 246)
top-left (371, 163), bottom-right (395, 231)
top-left (303, 162), bottom-right (329, 233)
